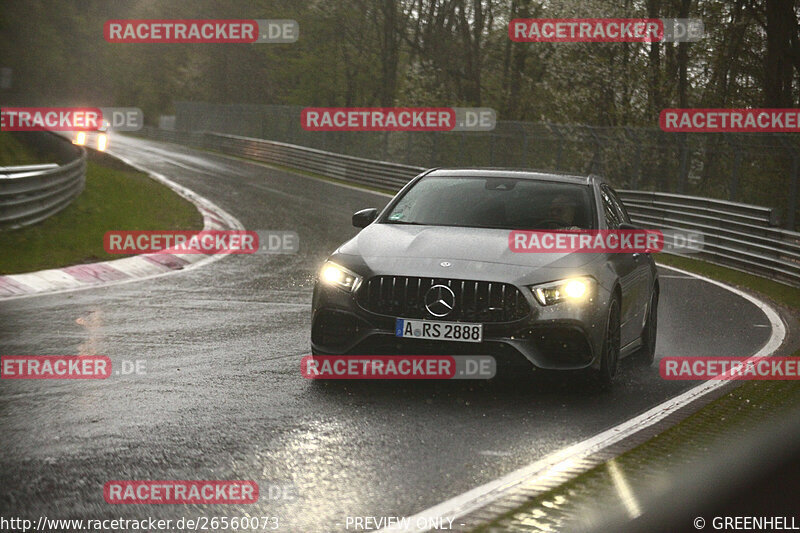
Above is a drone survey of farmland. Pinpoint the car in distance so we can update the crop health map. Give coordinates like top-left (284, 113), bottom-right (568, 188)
top-left (73, 119), bottom-right (109, 151)
top-left (311, 169), bottom-right (659, 386)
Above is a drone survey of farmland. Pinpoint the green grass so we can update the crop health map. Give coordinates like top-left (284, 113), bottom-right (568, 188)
top-left (0, 132), bottom-right (41, 166)
top-left (0, 151), bottom-right (203, 274)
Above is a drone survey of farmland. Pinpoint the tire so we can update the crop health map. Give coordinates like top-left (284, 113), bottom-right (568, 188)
top-left (593, 296), bottom-right (621, 390)
top-left (637, 289), bottom-right (659, 366)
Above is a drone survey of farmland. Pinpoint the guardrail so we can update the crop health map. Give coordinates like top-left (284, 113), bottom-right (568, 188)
top-left (135, 126), bottom-right (800, 286)
top-left (138, 128), bottom-right (420, 191)
top-left (0, 132), bottom-right (87, 230)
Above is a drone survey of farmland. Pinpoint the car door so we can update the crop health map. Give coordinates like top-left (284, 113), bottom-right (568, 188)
top-left (605, 186), bottom-right (654, 340)
top-left (600, 185), bottom-right (646, 347)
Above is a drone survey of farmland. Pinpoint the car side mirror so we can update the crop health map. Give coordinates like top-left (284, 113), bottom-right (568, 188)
top-left (352, 208), bottom-right (378, 228)
top-left (619, 222), bottom-right (639, 230)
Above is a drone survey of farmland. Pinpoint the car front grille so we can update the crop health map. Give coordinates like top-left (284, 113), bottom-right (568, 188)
top-left (356, 276), bottom-right (531, 323)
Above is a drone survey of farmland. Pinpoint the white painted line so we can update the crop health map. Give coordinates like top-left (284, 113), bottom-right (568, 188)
top-left (381, 263), bottom-right (786, 532)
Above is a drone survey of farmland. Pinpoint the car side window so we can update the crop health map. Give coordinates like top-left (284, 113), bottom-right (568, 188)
top-left (600, 187), bottom-right (621, 229)
top-left (605, 186), bottom-right (631, 224)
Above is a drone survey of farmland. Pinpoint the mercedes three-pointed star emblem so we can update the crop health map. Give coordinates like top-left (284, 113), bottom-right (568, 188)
top-left (424, 284), bottom-right (456, 317)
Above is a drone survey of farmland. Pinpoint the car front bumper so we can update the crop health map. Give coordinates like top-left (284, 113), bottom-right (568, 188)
top-left (311, 280), bottom-right (611, 371)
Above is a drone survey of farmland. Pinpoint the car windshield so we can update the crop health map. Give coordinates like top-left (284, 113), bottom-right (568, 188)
top-left (384, 176), bottom-right (594, 230)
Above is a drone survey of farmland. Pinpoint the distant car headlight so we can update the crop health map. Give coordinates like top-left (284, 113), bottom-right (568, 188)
top-left (320, 261), bottom-right (362, 292)
top-left (97, 133), bottom-right (107, 151)
top-left (530, 277), bottom-right (595, 306)
top-left (75, 131), bottom-right (86, 145)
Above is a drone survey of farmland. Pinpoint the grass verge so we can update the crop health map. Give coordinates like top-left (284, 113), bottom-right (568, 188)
top-left (0, 149), bottom-right (203, 274)
top-left (0, 132), bottom-right (41, 166)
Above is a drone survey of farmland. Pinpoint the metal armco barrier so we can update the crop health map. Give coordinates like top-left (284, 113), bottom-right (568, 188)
top-left (618, 190), bottom-right (800, 286)
top-left (140, 128), bottom-right (420, 191)
top-left (0, 132), bottom-right (87, 230)
top-left (135, 126), bottom-right (800, 286)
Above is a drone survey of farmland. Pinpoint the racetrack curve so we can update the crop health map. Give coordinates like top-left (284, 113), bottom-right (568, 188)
top-left (0, 134), bottom-right (778, 532)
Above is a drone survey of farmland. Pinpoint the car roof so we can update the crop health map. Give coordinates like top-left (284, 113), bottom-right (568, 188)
top-left (425, 167), bottom-right (597, 185)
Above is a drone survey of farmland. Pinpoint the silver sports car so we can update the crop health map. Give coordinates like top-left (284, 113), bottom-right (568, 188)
top-left (311, 168), bottom-right (659, 387)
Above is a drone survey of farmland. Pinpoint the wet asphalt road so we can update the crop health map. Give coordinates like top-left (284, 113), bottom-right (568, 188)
top-left (0, 135), bottom-right (775, 532)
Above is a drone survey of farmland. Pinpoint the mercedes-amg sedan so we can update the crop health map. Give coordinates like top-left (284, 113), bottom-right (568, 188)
top-left (311, 169), bottom-right (659, 386)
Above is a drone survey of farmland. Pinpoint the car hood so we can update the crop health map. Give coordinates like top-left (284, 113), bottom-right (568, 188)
top-left (335, 224), bottom-right (604, 283)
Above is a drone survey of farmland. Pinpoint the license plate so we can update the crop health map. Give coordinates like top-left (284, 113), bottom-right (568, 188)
top-left (395, 319), bottom-right (483, 343)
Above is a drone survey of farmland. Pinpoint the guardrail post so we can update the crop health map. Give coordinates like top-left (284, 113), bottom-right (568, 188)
top-left (430, 131), bottom-right (439, 167)
top-left (489, 132), bottom-right (496, 166)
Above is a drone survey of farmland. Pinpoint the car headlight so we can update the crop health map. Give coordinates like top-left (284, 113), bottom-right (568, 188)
top-left (319, 261), bottom-right (362, 292)
top-left (530, 277), bottom-right (595, 306)
top-left (97, 133), bottom-right (107, 151)
top-left (75, 131), bottom-right (86, 145)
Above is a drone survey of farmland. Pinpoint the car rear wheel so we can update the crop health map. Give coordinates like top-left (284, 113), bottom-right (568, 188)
top-left (593, 296), bottom-right (620, 389)
top-left (636, 289), bottom-right (658, 366)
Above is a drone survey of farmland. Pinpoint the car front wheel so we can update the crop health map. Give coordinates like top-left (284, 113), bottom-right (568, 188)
top-left (636, 289), bottom-right (658, 366)
top-left (593, 296), bottom-right (621, 389)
